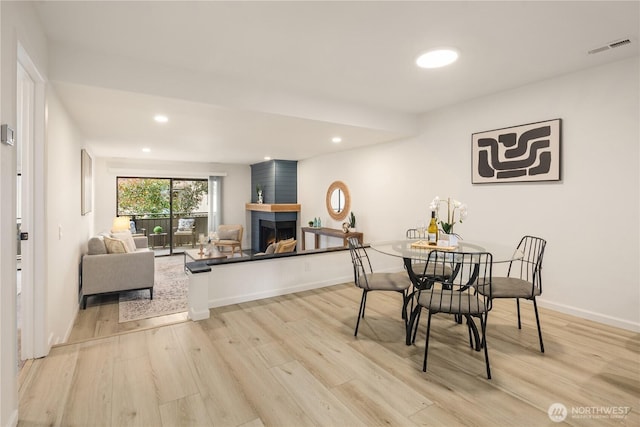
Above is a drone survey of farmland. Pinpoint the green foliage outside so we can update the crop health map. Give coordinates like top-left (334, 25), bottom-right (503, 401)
top-left (117, 178), bottom-right (208, 218)
top-left (173, 180), bottom-right (208, 216)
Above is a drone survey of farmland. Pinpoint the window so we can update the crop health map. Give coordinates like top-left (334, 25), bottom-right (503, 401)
top-left (116, 177), bottom-right (209, 255)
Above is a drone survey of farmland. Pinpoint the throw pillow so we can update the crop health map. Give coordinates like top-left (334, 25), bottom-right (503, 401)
top-left (217, 229), bottom-right (238, 241)
top-left (87, 236), bottom-right (107, 255)
top-left (275, 238), bottom-right (296, 254)
top-left (111, 230), bottom-right (136, 253)
top-left (104, 236), bottom-right (128, 254)
top-left (265, 243), bottom-right (276, 254)
top-left (177, 218), bottom-right (195, 231)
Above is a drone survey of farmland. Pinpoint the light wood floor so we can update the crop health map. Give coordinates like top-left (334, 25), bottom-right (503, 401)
top-left (18, 283), bottom-right (640, 426)
top-left (67, 292), bottom-right (189, 344)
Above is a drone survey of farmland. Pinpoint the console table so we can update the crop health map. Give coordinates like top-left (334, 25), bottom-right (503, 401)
top-left (301, 227), bottom-right (363, 250)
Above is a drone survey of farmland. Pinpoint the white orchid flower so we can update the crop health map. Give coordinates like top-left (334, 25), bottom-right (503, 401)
top-left (429, 196), bottom-right (440, 211)
top-left (459, 204), bottom-right (468, 221)
top-left (429, 196), bottom-right (468, 234)
top-left (428, 196), bottom-right (468, 233)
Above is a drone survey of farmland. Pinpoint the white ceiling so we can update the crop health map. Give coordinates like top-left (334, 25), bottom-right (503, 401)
top-left (33, 0), bottom-right (639, 165)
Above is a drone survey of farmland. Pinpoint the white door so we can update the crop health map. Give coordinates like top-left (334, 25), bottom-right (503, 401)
top-left (17, 62), bottom-right (34, 360)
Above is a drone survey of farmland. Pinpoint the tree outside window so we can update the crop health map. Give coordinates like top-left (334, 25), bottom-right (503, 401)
top-left (172, 180), bottom-right (209, 216)
top-left (117, 178), bottom-right (208, 218)
top-left (118, 178), bottom-right (170, 218)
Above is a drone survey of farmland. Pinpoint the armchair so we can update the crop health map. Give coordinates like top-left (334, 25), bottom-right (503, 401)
top-left (173, 218), bottom-right (196, 248)
top-left (215, 224), bottom-right (243, 256)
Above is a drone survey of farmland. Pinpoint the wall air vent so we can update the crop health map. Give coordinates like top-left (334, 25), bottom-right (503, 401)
top-left (609, 38), bottom-right (631, 48)
top-left (588, 38), bottom-right (632, 54)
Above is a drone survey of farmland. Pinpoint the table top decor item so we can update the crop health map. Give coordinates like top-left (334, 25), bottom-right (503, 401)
top-left (429, 196), bottom-right (468, 235)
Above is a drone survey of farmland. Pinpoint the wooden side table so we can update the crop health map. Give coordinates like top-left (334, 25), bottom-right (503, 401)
top-left (300, 227), bottom-right (363, 250)
top-left (149, 232), bottom-right (168, 249)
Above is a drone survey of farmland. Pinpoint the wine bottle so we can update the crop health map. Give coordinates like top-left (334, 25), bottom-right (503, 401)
top-left (427, 211), bottom-right (438, 245)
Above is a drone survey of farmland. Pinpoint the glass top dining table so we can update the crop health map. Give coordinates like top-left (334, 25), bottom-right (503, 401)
top-left (370, 239), bottom-right (520, 264)
top-left (370, 238), bottom-right (521, 347)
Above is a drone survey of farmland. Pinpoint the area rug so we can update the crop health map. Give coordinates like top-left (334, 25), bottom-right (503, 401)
top-left (119, 255), bottom-right (188, 323)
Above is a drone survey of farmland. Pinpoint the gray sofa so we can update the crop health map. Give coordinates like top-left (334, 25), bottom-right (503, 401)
top-left (81, 234), bottom-right (155, 309)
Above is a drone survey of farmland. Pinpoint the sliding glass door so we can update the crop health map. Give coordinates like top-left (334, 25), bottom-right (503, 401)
top-left (170, 179), bottom-right (209, 254)
top-left (117, 177), bottom-right (209, 255)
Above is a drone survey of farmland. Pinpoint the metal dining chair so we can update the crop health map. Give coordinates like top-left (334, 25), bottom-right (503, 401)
top-left (406, 228), bottom-right (420, 239)
top-left (405, 228), bottom-right (429, 284)
top-left (416, 249), bottom-right (493, 379)
top-left (347, 237), bottom-right (411, 337)
top-left (475, 235), bottom-right (546, 352)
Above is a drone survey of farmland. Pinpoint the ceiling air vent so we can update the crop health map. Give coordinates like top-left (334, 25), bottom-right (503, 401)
top-left (588, 38), bottom-right (632, 54)
top-left (609, 38), bottom-right (631, 48)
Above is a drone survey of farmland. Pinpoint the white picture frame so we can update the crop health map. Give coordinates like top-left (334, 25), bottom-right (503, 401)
top-left (472, 119), bottom-right (561, 184)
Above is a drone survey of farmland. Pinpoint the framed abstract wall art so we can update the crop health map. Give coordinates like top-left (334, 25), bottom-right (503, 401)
top-left (472, 119), bottom-right (561, 184)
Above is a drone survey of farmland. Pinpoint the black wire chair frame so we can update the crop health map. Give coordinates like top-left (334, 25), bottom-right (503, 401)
top-left (347, 237), bottom-right (410, 337)
top-left (477, 235), bottom-right (546, 353)
top-left (414, 249), bottom-right (494, 379)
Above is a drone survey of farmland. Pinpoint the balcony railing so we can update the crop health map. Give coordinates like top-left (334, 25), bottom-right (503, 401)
top-left (129, 213), bottom-right (209, 241)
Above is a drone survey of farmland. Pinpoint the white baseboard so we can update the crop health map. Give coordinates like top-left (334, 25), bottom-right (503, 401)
top-left (201, 251), bottom-right (639, 334)
top-left (209, 275), bottom-right (352, 308)
top-left (538, 299), bottom-right (640, 332)
top-left (62, 304), bottom-right (80, 345)
top-left (188, 307), bottom-right (210, 321)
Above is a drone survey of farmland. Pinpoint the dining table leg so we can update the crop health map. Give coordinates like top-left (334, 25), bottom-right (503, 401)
top-left (402, 257), bottom-right (421, 345)
top-left (402, 257), bottom-right (482, 351)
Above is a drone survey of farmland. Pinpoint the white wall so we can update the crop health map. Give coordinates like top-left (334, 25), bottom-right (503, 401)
top-left (45, 87), bottom-right (91, 346)
top-left (0, 2), bottom-right (49, 426)
top-left (1, 4), bottom-right (93, 425)
top-left (93, 157), bottom-right (252, 247)
top-left (202, 245), bottom-right (401, 311)
top-left (299, 57), bottom-right (640, 331)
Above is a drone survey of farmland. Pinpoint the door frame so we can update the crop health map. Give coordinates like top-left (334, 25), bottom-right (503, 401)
top-left (17, 44), bottom-right (47, 359)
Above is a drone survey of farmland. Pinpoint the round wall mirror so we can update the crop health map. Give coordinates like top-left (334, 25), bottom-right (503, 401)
top-left (326, 181), bottom-right (350, 221)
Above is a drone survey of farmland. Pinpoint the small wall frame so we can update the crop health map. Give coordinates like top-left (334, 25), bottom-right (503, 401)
top-left (472, 119), bottom-right (561, 184)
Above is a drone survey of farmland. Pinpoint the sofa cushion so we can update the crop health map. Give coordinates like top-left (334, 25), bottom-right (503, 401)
top-left (177, 218), bottom-right (195, 231)
top-left (104, 236), bottom-right (128, 254)
top-left (218, 228), bottom-right (239, 241)
top-left (111, 230), bottom-right (136, 253)
top-left (88, 236), bottom-right (107, 255)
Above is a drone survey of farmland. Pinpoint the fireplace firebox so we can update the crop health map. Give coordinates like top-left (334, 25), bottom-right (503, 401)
top-left (259, 220), bottom-right (296, 252)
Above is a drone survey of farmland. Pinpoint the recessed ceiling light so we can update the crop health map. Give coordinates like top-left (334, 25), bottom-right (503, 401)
top-left (154, 114), bottom-right (168, 123)
top-left (416, 49), bottom-right (459, 69)
top-left (332, 137), bottom-right (342, 143)
top-left (142, 147), bottom-right (151, 153)
top-left (264, 156), bottom-right (272, 161)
